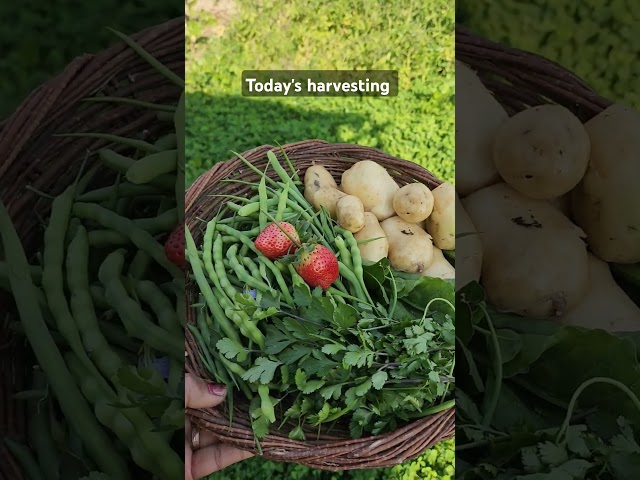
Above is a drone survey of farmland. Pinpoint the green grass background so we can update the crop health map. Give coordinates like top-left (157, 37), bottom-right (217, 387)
top-left (185, 0), bottom-right (455, 186)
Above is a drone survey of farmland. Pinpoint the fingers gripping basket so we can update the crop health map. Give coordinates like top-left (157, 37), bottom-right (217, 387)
top-left (0, 17), bottom-right (184, 479)
top-left (184, 140), bottom-right (455, 471)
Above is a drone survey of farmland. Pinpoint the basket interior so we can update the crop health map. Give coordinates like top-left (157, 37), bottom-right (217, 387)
top-left (184, 140), bottom-right (450, 445)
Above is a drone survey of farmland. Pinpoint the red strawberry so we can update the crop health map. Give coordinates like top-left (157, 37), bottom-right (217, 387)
top-left (254, 222), bottom-right (300, 260)
top-left (295, 244), bottom-right (339, 290)
top-left (164, 223), bottom-right (186, 269)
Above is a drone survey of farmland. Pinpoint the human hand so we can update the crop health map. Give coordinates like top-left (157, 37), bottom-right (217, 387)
top-left (185, 374), bottom-right (253, 480)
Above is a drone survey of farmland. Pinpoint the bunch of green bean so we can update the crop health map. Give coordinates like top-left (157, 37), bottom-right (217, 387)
top-left (0, 31), bottom-right (184, 480)
top-left (185, 150), bottom-right (385, 420)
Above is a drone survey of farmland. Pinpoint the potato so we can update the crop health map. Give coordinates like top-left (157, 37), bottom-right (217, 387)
top-left (380, 216), bottom-right (434, 274)
top-left (492, 104), bottom-right (590, 199)
top-left (354, 212), bottom-right (389, 263)
top-left (336, 195), bottom-right (366, 233)
top-left (463, 183), bottom-right (589, 318)
top-left (425, 182), bottom-right (455, 250)
top-left (312, 187), bottom-right (346, 218)
top-left (455, 194), bottom-right (482, 290)
top-left (341, 161), bottom-right (399, 221)
top-left (559, 254), bottom-right (640, 332)
top-left (393, 183), bottom-right (434, 223)
top-left (456, 61), bottom-right (508, 196)
top-left (304, 164), bottom-right (338, 204)
top-left (549, 193), bottom-right (571, 218)
top-left (423, 247), bottom-right (455, 280)
top-left (571, 103), bottom-right (640, 263)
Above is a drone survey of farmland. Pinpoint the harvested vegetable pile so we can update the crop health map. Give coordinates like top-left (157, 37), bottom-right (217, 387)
top-left (186, 152), bottom-right (456, 442)
top-left (0, 33), bottom-right (184, 479)
top-left (456, 60), bottom-right (640, 479)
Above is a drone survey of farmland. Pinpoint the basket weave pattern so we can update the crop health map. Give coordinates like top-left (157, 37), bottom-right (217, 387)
top-left (0, 17), bottom-right (184, 480)
top-left (185, 140), bottom-right (454, 470)
top-left (455, 25), bottom-right (611, 121)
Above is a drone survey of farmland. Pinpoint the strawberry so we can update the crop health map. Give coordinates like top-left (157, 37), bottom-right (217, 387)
top-left (295, 244), bottom-right (339, 290)
top-left (254, 222), bottom-right (300, 260)
top-left (164, 223), bottom-right (186, 269)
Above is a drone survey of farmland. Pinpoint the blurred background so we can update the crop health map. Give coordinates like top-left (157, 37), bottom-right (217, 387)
top-left (456, 0), bottom-right (640, 109)
top-left (0, 0), bottom-right (182, 119)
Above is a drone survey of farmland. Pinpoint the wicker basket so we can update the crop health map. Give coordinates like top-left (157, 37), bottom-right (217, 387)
top-left (455, 25), bottom-right (611, 120)
top-left (184, 140), bottom-right (455, 471)
top-left (0, 17), bottom-right (184, 480)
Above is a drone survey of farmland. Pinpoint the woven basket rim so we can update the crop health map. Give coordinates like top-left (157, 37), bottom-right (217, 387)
top-left (184, 140), bottom-right (454, 470)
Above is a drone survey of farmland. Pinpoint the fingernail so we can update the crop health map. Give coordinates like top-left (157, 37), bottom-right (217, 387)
top-left (208, 383), bottom-right (226, 396)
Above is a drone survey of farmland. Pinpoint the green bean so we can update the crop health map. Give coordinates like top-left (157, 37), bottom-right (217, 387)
top-left (56, 133), bottom-right (161, 153)
top-left (3, 438), bottom-right (46, 480)
top-left (258, 175), bottom-right (268, 230)
top-left (338, 261), bottom-right (367, 303)
top-left (212, 235), bottom-right (237, 299)
top-left (174, 92), bottom-right (185, 223)
top-left (0, 262), bottom-right (42, 290)
top-left (27, 370), bottom-right (60, 480)
top-left (65, 352), bottom-right (182, 480)
top-left (126, 150), bottom-right (177, 184)
top-left (96, 149), bottom-right (175, 190)
top-left (186, 226), bottom-right (243, 345)
top-left (98, 319), bottom-right (141, 353)
top-left (341, 228), bottom-right (374, 305)
top-left (236, 201), bottom-right (260, 217)
top-left (98, 250), bottom-right (183, 359)
top-left (258, 384), bottom-right (276, 423)
top-left (73, 202), bottom-right (182, 278)
top-left (256, 256), bottom-right (294, 305)
top-left (77, 182), bottom-right (163, 203)
top-left (226, 244), bottom-right (272, 293)
top-left (241, 257), bottom-right (270, 288)
top-left (155, 132), bottom-right (178, 150)
top-left (83, 96), bottom-right (177, 112)
top-left (134, 208), bottom-right (178, 233)
top-left (275, 182), bottom-right (290, 222)
top-left (334, 236), bottom-right (353, 270)
top-left (109, 28), bottom-right (185, 88)
top-left (128, 249), bottom-right (152, 280)
top-left (173, 277), bottom-right (186, 328)
top-left (0, 200), bottom-right (130, 479)
top-left (187, 323), bottom-right (217, 379)
top-left (136, 280), bottom-right (180, 334)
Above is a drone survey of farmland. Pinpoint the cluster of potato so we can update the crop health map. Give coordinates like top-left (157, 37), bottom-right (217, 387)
top-left (303, 161), bottom-right (456, 279)
top-left (457, 61), bottom-right (640, 331)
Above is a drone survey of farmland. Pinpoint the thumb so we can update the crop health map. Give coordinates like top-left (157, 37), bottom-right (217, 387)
top-left (185, 373), bottom-right (227, 409)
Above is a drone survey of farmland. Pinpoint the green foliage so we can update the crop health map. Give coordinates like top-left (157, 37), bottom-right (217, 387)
top-left (185, 0), bottom-right (454, 186)
top-left (457, 0), bottom-right (640, 109)
top-left (0, 1), bottom-right (182, 118)
top-left (207, 439), bottom-right (454, 480)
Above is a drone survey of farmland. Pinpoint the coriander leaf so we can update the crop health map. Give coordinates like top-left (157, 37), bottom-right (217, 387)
top-left (521, 445), bottom-right (543, 473)
top-left (251, 413), bottom-right (270, 439)
top-left (354, 379), bottom-right (372, 396)
top-left (216, 338), bottom-right (249, 361)
top-left (279, 346), bottom-right (311, 365)
top-left (264, 325), bottom-right (294, 355)
top-left (303, 296), bottom-right (334, 323)
top-left (371, 371), bottom-right (388, 390)
top-left (242, 357), bottom-right (282, 384)
top-left (288, 426), bottom-right (306, 441)
top-left (565, 425), bottom-right (591, 458)
top-left (322, 343), bottom-right (346, 355)
top-left (302, 380), bottom-right (325, 394)
top-left (538, 442), bottom-right (568, 467)
top-left (343, 347), bottom-right (375, 368)
top-left (320, 384), bottom-right (343, 401)
top-left (557, 459), bottom-right (592, 477)
top-left (332, 303), bottom-right (358, 330)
